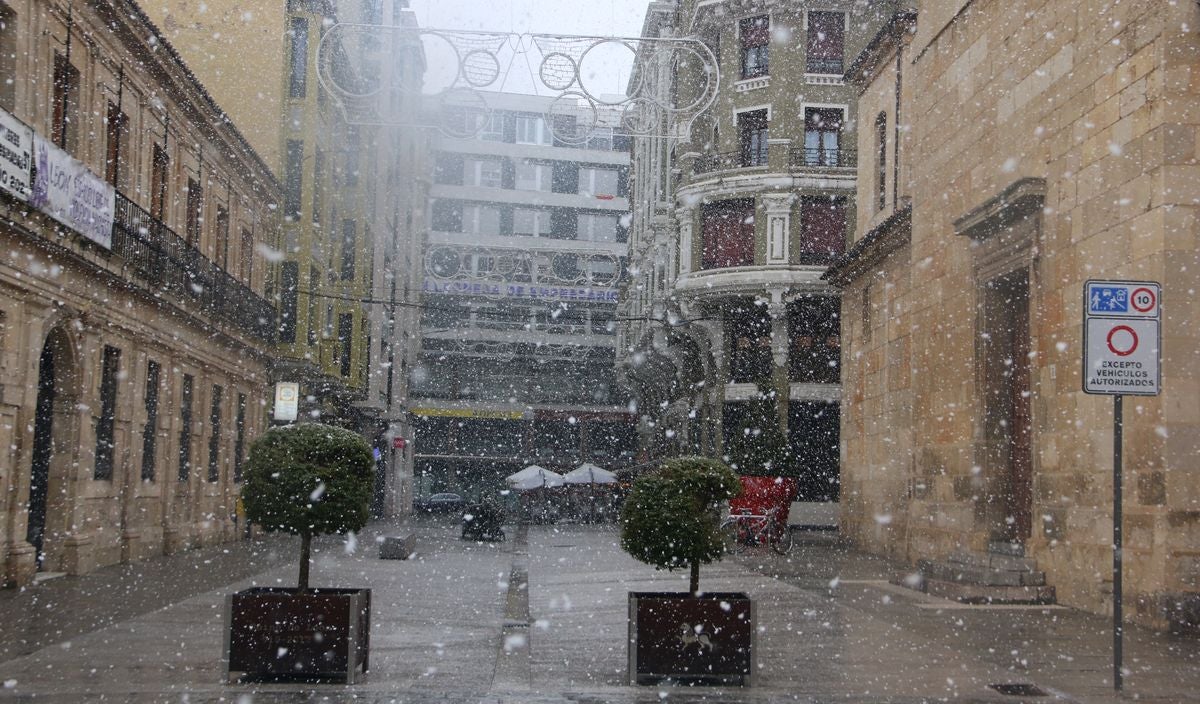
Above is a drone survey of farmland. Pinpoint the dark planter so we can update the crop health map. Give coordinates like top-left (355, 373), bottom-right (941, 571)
top-left (628, 591), bottom-right (755, 686)
top-left (225, 587), bottom-right (370, 683)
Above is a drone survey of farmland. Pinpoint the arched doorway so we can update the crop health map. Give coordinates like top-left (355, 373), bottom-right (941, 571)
top-left (27, 325), bottom-right (76, 570)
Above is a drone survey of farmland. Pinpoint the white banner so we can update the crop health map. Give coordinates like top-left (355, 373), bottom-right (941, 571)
top-left (423, 278), bottom-right (619, 303)
top-left (30, 135), bottom-right (115, 249)
top-left (0, 108), bottom-right (31, 201)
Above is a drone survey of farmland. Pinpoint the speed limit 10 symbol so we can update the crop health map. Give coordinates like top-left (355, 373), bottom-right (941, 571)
top-left (1131, 287), bottom-right (1156, 314)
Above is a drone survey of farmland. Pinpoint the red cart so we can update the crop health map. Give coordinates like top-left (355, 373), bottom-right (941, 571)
top-left (723, 475), bottom-right (798, 554)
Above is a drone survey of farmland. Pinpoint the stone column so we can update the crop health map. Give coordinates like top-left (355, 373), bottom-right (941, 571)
top-left (768, 292), bottom-right (791, 428)
top-left (676, 208), bottom-right (694, 276)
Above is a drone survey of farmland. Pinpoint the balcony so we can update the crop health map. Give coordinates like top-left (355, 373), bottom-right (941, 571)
top-left (693, 151), bottom-right (769, 175)
top-left (111, 192), bottom-right (276, 343)
top-left (790, 147), bottom-right (857, 169)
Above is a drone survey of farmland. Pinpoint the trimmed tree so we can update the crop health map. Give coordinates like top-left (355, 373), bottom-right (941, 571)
top-left (242, 423), bottom-right (373, 589)
top-left (619, 456), bottom-right (742, 594)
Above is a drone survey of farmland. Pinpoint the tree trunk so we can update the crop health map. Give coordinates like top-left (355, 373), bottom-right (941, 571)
top-left (689, 560), bottom-right (700, 595)
top-left (298, 532), bottom-right (312, 590)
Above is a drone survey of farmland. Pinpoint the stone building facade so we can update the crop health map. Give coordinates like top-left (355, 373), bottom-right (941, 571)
top-left (620, 0), bottom-right (888, 513)
top-left (828, 0), bottom-right (1200, 630)
top-left (0, 0), bottom-right (280, 585)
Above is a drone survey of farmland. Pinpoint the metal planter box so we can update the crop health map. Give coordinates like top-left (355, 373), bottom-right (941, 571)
top-left (628, 591), bottom-right (755, 686)
top-left (225, 587), bottom-right (370, 683)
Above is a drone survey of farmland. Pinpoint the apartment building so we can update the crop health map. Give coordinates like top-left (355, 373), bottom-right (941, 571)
top-left (145, 1), bottom-right (379, 428)
top-left (0, 0), bottom-right (280, 585)
top-left (411, 92), bottom-right (637, 499)
top-left (620, 0), bottom-right (887, 511)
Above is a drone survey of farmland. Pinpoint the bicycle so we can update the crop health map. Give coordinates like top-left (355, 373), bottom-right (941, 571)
top-left (720, 506), bottom-right (793, 555)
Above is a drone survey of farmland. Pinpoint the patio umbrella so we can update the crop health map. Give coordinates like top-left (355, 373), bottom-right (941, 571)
top-left (506, 464), bottom-right (566, 490)
top-left (563, 463), bottom-right (618, 485)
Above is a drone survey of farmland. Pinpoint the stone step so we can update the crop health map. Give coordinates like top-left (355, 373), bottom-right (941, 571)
top-left (947, 550), bottom-right (1039, 573)
top-left (988, 540), bottom-right (1026, 557)
top-left (917, 559), bottom-right (1045, 587)
top-left (924, 578), bottom-right (1056, 605)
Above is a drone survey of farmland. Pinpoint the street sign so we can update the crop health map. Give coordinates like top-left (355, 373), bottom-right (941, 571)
top-left (1083, 280), bottom-right (1160, 396)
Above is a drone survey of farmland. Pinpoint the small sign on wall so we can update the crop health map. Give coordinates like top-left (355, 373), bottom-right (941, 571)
top-left (273, 382), bottom-right (299, 422)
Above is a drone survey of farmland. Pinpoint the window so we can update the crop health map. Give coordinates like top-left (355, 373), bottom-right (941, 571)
top-left (738, 109), bottom-right (769, 167)
top-left (876, 113), bottom-right (888, 211)
top-left (431, 199), bottom-right (463, 232)
top-left (701, 199), bottom-right (755, 269)
top-left (339, 313), bottom-right (353, 377)
top-left (309, 267), bottom-right (321, 343)
top-left (240, 228), bottom-right (254, 285)
top-left (465, 157), bottom-right (503, 188)
top-left (141, 360), bottom-right (160, 482)
top-left (578, 167), bottom-right (619, 197)
top-left (285, 140), bottom-right (304, 220)
top-left (740, 16), bottom-right (769, 79)
top-left (463, 204), bottom-right (501, 235)
top-left (186, 178), bottom-right (203, 246)
top-left (587, 127), bottom-right (614, 151)
top-left (51, 52), bottom-right (79, 151)
top-left (178, 374), bottom-right (194, 481)
top-left (289, 17), bottom-right (309, 98)
top-left (799, 195), bottom-right (847, 263)
top-left (344, 129), bottom-right (360, 187)
top-left (806, 11), bottom-right (845, 75)
top-left (516, 160), bottom-right (553, 192)
top-left (727, 301), bottom-right (772, 384)
top-left (577, 213), bottom-right (619, 242)
top-left (515, 115), bottom-right (550, 145)
top-left (207, 385), bottom-right (223, 483)
top-left (0, 4), bottom-right (15, 111)
top-left (151, 145), bottom-right (170, 221)
top-left (104, 102), bottom-right (129, 188)
top-left (279, 261), bottom-right (299, 343)
top-left (94, 346), bottom-right (120, 481)
top-left (341, 219), bottom-right (356, 280)
top-left (789, 295), bottom-right (841, 383)
top-left (480, 112), bottom-right (505, 142)
top-left (215, 206), bottom-right (230, 269)
top-left (513, 208), bottom-right (551, 237)
top-left (233, 393), bottom-right (247, 483)
top-left (435, 153), bottom-right (464, 185)
top-left (312, 148), bottom-right (325, 224)
top-left (803, 108), bottom-right (844, 166)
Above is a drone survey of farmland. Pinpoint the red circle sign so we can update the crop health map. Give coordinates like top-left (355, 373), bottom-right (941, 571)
top-left (1107, 325), bottom-right (1138, 356)
top-left (1131, 287), bottom-right (1156, 313)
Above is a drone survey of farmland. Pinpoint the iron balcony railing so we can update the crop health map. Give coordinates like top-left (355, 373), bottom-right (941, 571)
top-left (805, 58), bottom-right (845, 75)
top-left (692, 150), bottom-right (772, 175)
top-left (789, 147), bottom-right (857, 169)
top-left (111, 192), bottom-right (277, 344)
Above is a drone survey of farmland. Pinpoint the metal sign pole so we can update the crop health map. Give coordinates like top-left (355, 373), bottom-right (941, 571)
top-left (1113, 393), bottom-right (1123, 692)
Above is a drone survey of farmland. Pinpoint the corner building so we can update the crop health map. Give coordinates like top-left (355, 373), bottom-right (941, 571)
top-left (0, 0), bottom-right (280, 585)
top-left (828, 0), bottom-right (1200, 630)
top-left (620, 1), bottom-right (888, 512)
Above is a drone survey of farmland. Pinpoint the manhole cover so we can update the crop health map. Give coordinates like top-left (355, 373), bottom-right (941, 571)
top-left (989, 683), bottom-right (1049, 697)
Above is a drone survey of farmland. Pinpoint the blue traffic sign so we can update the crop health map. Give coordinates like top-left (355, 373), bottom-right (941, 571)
top-left (1089, 285), bottom-right (1128, 313)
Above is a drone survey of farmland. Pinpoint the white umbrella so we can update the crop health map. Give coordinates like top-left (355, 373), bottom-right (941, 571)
top-left (563, 463), bottom-right (618, 485)
top-left (506, 464), bottom-right (565, 490)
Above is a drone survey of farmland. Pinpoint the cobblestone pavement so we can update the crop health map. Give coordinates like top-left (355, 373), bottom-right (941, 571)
top-left (0, 520), bottom-right (1197, 703)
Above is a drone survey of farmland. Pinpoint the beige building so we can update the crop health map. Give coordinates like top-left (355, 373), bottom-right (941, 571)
top-left (0, 0), bottom-right (280, 585)
top-left (620, 0), bottom-right (888, 513)
top-left (828, 0), bottom-right (1200, 630)
top-left (146, 1), bottom-right (430, 515)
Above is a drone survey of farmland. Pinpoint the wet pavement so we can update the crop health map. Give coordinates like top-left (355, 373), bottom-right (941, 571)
top-left (0, 518), bottom-right (1197, 703)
